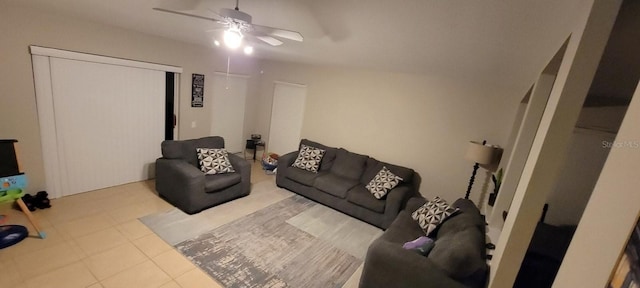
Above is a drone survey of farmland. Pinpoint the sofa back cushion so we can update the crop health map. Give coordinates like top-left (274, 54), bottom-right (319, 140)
top-left (162, 136), bottom-right (225, 166)
top-left (360, 158), bottom-right (415, 185)
top-left (434, 198), bottom-right (485, 238)
top-left (300, 139), bottom-right (337, 172)
top-left (329, 148), bottom-right (368, 180)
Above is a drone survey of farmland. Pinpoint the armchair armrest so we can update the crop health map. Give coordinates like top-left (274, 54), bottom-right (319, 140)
top-left (228, 153), bottom-right (251, 196)
top-left (360, 238), bottom-right (467, 288)
top-left (228, 153), bottom-right (250, 178)
top-left (155, 158), bottom-right (205, 210)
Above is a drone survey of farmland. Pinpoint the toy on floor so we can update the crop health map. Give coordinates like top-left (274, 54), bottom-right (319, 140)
top-left (0, 225), bottom-right (28, 249)
top-left (262, 152), bottom-right (279, 175)
top-left (0, 139), bottom-right (46, 240)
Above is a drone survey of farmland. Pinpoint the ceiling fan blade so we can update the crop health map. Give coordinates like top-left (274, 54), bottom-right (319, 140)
top-left (252, 24), bottom-right (304, 42)
top-left (153, 7), bottom-right (225, 23)
top-left (255, 36), bottom-right (283, 46)
top-left (205, 27), bottom-right (226, 33)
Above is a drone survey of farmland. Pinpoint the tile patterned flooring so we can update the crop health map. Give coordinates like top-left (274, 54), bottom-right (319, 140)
top-left (0, 161), bottom-right (264, 288)
top-left (0, 161), bottom-right (364, 288)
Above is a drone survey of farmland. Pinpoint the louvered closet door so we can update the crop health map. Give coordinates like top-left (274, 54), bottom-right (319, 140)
top-left (49, 58), bottom-right (165, 196)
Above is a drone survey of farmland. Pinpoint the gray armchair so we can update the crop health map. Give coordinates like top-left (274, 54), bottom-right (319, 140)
top-left (155, 136), bottom-right (251, 214)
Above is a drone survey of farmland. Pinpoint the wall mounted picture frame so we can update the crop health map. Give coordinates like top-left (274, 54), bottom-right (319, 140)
top-left (608, 213), bottom-right (640, 288)
top-left (191, 73), bottom-right (204, 107)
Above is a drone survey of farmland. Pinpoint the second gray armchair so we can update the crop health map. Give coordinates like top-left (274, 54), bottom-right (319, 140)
top-left (155, 136), bottom-right (251, 214)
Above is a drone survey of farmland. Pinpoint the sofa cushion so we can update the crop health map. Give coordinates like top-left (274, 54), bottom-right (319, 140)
top-left (366, 166), bottom-right (403, 199)
top-left (292, 144), bottom-right (325, 173)
top-left (196, 148), bottom-right (235, 174)
top-left (346, 186), bottom-right (386, 213)
top-left (361, 158), bottom-right (414, 185)
top-left (330, 148), bottom-right (368, 180)
top-left (204, 172), bottom-right (241, 192)
top-left (285, 166), bottom-right (323, 186)
top-left (300, 139), bottom-right (337, 172)
top-left (429, 228), bottom-right (486, 279)
top-left (314, 174), bottom-right (359, 199)
top-left (412, 197), bottom-right (459, 236)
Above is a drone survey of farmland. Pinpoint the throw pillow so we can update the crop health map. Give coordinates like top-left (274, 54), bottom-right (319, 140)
top-left (291, 144), bottom-right (325, 173)
top-left (365, 166), bottom-right (403, 199)
top-left (411, 197), bottom-right (458, 236)
top-left (196, 148), bottom-right (235, 174)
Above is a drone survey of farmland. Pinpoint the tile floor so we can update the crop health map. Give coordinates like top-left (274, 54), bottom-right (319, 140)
top-left (0, 160), bottom-right (362, 288)
top-left (0, 160), bottom-right (255, 288)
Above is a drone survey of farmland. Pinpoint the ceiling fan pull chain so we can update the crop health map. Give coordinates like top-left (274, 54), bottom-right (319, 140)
top-left (235, 0), bottom-right (240, 11)
top-left (226, 56), bottom-right (231, 90)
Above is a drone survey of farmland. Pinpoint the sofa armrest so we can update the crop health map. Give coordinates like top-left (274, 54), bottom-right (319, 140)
top-left (359, 238), bottom-right (467, 288)
top-left (155, 158), bottom-right (205, 209)
top-left (381, 185), bottom-right (413, 228)
top-left (279, 151), bottom-right (298, 167)
top-left (275, 151), bottom-right (298, 186)
top-left (405, 196), bottom-right (428, 213)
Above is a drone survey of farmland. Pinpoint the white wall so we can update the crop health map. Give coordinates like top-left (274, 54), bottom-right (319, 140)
top-left (544, 128), bottom-right (614, 226)
top-left (250, 60), bottom-right (517, 203)
top-left (489, 0), bottom-right (622, 286)
top-left (0, 2), bottom-right (258, 193)
top-left (554, 80), bottom-right (640, 287)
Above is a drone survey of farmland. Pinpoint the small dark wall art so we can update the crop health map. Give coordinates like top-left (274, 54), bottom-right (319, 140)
top-left (192, 73), bottom-right (204, 107)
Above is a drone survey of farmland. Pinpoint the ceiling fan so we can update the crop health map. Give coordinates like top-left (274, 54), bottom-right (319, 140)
top-left (153, 0), bottom-right (303, 53)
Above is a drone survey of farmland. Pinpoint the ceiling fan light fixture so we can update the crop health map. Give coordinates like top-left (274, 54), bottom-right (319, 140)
top-left (243, 46), bottom-right (253, 55)
top-left (223, 28), bottom-right (243, 49)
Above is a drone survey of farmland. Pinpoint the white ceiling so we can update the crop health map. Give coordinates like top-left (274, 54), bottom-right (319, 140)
top-left (17, 0), bottom-right (584, 87)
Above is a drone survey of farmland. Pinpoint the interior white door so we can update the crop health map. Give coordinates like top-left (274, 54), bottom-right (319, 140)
top-left (211, 74), bottom-right (248, 153)
top-left (268, 82), bottom-right (307, 156)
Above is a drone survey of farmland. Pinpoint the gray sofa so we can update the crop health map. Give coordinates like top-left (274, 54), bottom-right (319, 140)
top-left (276, 139), bottom-right (419, 229)
top-left (155, 136), bottom-right (251, 214)
top-left (359, 197), bottom-right (488, 288)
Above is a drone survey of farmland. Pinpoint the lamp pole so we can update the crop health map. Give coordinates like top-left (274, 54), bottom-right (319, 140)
top-left (465, 140), bottom-right (486, 199)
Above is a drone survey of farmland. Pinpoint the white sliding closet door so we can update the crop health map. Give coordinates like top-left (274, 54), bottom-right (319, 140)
top-left (268, 82), bottom-right (307, 156)
top-left (211, 74), bottom-right (248, 153)
top-left (32, 50), bottom-right (171, 198)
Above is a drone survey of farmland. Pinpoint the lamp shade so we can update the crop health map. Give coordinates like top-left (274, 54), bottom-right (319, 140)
top-left (465, 141), bottom-right (497, 165)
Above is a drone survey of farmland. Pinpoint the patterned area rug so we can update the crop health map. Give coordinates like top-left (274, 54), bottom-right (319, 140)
top-left (142, 194), bottom-right (382, 288)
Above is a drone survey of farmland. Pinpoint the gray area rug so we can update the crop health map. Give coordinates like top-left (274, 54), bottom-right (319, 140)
top-left (141, 194), bottom-right (382, 288)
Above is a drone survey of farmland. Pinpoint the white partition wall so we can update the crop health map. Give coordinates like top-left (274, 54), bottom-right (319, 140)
top-left (211, 74), bottom-right (248, 153)
top-left (31, 46), bottom-right (181, 198)
top-left (268, 82), bottom-right (307, 156)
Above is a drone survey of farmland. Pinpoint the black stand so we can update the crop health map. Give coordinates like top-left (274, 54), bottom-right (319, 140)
top-left (465, 162), bottom-right (480, 199)
top-left (465, 139), bottom-right (486, 200)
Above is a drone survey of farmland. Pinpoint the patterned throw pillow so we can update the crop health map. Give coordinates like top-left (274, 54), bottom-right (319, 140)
top-left (411, 197), bottom-right (458, 236)
top-left (365, 166), bottom-right (403, 199)
top-left (291, 144), bottom-right (326, 173)
top-left (196, 148), bottom-right (235, 174)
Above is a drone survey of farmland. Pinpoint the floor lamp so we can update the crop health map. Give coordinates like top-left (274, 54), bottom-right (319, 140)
top-left (464, 140), bottom-right (502, 200)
